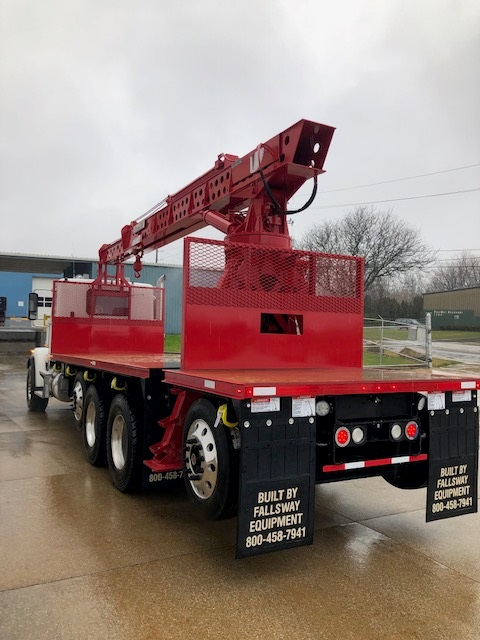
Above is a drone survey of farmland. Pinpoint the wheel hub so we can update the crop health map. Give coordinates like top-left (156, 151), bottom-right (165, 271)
top-left (85, 402), bottom-right (97, 448)
top-left (185, 419), bottom-right (218, 500)
top-left (111, 415), bottom-right (127, 470)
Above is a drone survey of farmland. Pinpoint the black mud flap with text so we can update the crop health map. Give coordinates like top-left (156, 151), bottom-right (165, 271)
top-left (426, 389), bottom-right (478, 522)
top-left (236, 397), bottom-right (316, 558)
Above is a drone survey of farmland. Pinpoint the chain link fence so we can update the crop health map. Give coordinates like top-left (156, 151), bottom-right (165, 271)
top-left (364, 314), bottom-right (432, 368)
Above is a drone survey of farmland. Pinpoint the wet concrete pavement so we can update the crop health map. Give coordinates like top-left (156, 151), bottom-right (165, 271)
top-left (1, 354), bottom-right (480, 640)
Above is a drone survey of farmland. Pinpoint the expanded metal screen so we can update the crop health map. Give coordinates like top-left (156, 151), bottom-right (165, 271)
top-left (186, 238), bottom-right (363, 314)
top-left (53, 280), bottom-right (164, 322)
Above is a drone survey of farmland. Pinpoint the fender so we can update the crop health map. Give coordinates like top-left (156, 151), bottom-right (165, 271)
top-left (28, 347), bottom-right (50, 396)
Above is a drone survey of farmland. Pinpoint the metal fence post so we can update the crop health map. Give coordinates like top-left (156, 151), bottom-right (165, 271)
top-left (425, 312), bottom-right (432, 369)
top-left (379, 315), bottom-right (384, 367)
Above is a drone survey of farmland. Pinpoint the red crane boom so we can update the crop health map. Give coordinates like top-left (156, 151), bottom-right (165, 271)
top-left (98, 119), bottom-right (335, 277)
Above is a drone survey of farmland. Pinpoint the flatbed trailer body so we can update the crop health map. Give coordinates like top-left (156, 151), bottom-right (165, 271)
top-left (47, 347), bottom-right (480, 557)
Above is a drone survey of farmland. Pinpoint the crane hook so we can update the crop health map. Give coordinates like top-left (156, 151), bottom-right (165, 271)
top-left (133, 252), bottom-right (144, 278)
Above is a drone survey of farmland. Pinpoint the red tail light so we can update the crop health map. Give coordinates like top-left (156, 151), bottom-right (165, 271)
top-left (405, 421), bottom-right (419, 440)
top-left (335, 427), bottom-right (351, 447)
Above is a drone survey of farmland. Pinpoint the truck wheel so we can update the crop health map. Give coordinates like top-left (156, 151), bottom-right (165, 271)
top-left (83, 385), bottom-right (107, 466)
top-left (382, 462), bottom-right (428, 490)
top-left (26, 360), bottom-right (48, 412)
top-left (106, 394), bottom-right (140, 492)
top-left (183, 399), bottom-right (238, 520)
top-left (72, 372), bottom-right (86, 429)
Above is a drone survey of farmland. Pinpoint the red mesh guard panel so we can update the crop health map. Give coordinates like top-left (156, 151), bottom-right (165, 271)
top-left (186, 239), bottom-right (362, 312)
top-left (182, 238), bottom-right (364, 370)
top-left (51, 280), bottom-right (165, 357)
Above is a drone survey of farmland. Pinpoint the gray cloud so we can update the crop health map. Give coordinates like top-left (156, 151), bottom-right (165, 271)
top-left (1, 0), bottom-right (479, 263)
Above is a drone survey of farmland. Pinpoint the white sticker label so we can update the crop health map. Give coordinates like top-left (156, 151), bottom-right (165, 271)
top-left (253, 386), bottom-right (277, 396)
top-left (452, 390), bottom-right (472, 402)
top-left (292, 397), bottom-right (316, 417)
top-left (251, 397), bottom-right (280, 413)
top-left (461, 381), bottom-right (476, 390)
top-left (204, 379), bottom-right (216, 389)
top-left (428, 392), bottom-right (445, 410)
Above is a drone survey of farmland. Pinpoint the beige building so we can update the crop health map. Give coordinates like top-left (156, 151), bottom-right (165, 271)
top-left (423, 286), bottom-right (480, 329)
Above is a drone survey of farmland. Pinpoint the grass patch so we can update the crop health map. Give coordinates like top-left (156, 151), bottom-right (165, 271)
top-left (363, 351), bottom-right (415, 366)
top-left (364, 327), bottom-right (410, 341)
top-left (164, 334), bottom-right (181, 352)
top-left (432, 357), bottom-right (458, 367)
top-left (364, 350), bottom-right (456, 368)
top-left (431, 330), bottom-right (480, 343)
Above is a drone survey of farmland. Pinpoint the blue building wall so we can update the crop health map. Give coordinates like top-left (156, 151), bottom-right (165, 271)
top-left (0, 271), bottom-right (62, 318)
top-left (0, 261), bottom-right (183, 333)
top-left (124, 263), bottom-right (183, 334)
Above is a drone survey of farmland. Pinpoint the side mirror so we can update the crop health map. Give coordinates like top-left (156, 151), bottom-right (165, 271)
top-left (28, 293), bottom-right (39, 320)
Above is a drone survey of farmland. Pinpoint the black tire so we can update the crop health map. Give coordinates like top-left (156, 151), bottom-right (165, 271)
top-left (382, 462), bottom-right (428, 489)
top-left (72, 372), bottom-right (87, 429)
top-left (26, 360), bottom-right (48, 412)
top-left (183, 399), bottom-right (239, 520)
top-left (106, 394), bottom-right (141, 492)
top-left (83, 385), bottom-right (107, 466)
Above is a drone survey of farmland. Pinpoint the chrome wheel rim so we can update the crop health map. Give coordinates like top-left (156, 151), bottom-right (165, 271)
top-left (111, 414), bottom-right (127, 470)
top-left (185, 418), bottom-right (218, 500)
top-left (73, 380), bottom-right (84, 422)
top-left (85, 401), bottom-right (96, 448)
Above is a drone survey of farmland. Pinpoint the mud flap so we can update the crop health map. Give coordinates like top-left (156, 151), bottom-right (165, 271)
top-left (236, 398), bottom-right (316, 558)
top-left (426, 390), bottom-right (478, 521)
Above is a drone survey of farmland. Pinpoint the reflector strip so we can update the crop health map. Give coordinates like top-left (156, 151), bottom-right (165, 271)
top-left (323, 453), bottom-right (427, 473)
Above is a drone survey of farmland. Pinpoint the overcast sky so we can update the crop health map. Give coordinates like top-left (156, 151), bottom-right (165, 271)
top-left (1, 0), bottom-right (479, 267)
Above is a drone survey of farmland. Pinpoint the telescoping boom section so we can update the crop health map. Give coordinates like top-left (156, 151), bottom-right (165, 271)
top-left (29, 119), bottom-right (480, 559)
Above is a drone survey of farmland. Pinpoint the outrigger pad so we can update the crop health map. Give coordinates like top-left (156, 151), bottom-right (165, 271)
top-left (235, 398), bottom-right (316, 558)
top-left (426, 390), bottom-right (478, 522)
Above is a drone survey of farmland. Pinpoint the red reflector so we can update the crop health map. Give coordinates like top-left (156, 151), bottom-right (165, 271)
top-left (335, 427), bottom-right (351, 447)
top-left (405, 421), bottom-right (419, 440)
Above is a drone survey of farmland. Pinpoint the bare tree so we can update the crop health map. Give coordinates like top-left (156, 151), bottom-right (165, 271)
top-left (296, 206), bottom-right (435, 291)
top-left (428, 252), bottom-right (480, 291)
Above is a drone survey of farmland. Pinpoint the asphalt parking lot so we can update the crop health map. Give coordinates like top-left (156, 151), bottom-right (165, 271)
top-left (1, 353), bottom-right (480, 640)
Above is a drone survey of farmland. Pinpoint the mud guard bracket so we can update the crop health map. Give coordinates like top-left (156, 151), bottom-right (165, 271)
top-left (236, 398), bottom-right (316, 558)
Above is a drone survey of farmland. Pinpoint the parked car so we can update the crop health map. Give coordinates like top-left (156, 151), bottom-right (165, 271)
top-left (395, 318), bottom-right (423, 329)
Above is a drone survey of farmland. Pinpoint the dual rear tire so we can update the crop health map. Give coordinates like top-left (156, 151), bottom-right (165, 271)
top-left (83, 385), bottom-right (107, 466)
top-left (79, 385), bottom-right (238, 513)
top-left (80, 386), bottom-right (141, 492)
top-left (182, 399), bottom-right (239, 520)
top-left (382, 462), bottom-right (428, 490)
top-left (106, 394), bottom-right (141, 492)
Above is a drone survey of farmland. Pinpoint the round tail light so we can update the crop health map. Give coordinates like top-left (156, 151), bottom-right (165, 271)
top-left (351, 426), bottom-right (365, 444)
top-left (316, 400), bottom-right (331, 416)
top-left (335, 427), bottom-right (351, 447)
top-left (391, 423), bottom-right (403, 440)
top-left (405, 421), bottom-right (419, 440)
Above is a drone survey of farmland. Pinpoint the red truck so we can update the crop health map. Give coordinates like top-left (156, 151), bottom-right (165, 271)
top-left (27, 119), bottom-right (479, 557)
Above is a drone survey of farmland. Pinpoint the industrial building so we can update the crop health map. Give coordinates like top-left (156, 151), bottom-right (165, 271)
top-left (0, 252), bottom-right (182, 333)
top-left (423, 286), bottom-right (480, 330)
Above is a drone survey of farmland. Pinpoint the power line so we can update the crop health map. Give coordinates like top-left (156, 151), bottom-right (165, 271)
top-left (316, 162), bottom-right (480, 195)
top-left (308, 187), bottom-right (480, 210)
top-left (436, 248), bottom-right (480, 252)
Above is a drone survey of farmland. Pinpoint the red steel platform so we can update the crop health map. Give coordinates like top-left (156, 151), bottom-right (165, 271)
top-left (163, 366), bottom-right (480, 398)
top-left (51, 350), bottom-right (480, 398)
